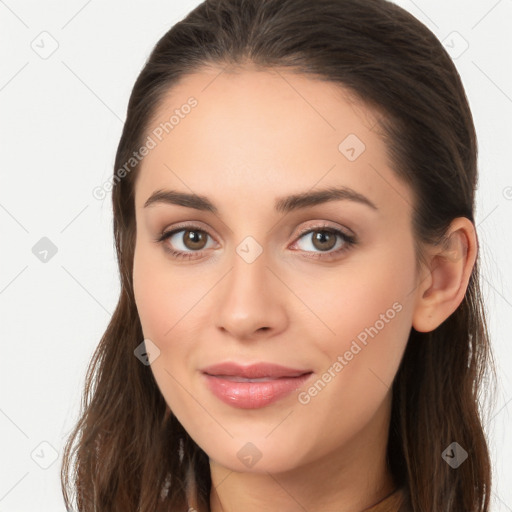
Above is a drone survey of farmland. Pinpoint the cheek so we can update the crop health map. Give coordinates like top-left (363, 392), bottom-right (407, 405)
top-left (301, 240), bottom-right (416, 396)
top-left (133, 241), bottom-right (198, 341)
top-left (300, 246), bottom-right (414, 346)
top-left (132, 242), bottom-right (214, 398)
top-left (327, 271), bottom-right (411, 348)
top-left (132, 244), bottom-right (197, 417)
top-left (133, 246), bottom-right (168, 339)
top-left (291, 271), bottom-right (413, 456)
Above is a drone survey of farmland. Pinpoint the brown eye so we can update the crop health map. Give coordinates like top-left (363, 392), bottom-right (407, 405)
top-left (182, 229), bottom-right (208, 250)
top-left (310, 230), bottom-right (337, 251)
top-left (158, 227), bottom-right (216, 257)
top-left (292, 226), bottom-right (356, 259)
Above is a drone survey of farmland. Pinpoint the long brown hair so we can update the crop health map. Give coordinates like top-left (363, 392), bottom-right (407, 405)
top-left (61, 0), bottom-right (497, 510)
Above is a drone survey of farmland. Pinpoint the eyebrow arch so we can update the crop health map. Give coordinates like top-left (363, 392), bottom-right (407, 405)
top-left (143, 186), bottom-right (378, 213)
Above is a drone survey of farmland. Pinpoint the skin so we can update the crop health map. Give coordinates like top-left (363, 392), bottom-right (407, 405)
top-left (132, 65), bottom-right (477, 512)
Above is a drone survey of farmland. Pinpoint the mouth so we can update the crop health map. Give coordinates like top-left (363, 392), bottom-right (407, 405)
top-left (200, 363), bottom-right (314, 409)
top-left (206, 374), bottom-right (312, 382)
top-left (200, 361), bottom-right (312, 379)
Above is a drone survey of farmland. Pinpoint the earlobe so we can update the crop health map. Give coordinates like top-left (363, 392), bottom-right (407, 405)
top-left (412, 218), bottom-right (477, 333)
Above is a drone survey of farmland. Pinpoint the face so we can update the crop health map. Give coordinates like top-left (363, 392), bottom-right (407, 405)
top-left (132, 67), bottom-right (420, 474)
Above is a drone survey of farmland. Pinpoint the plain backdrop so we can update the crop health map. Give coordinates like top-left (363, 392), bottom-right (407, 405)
top-left (0, 0), bottom-right (511, 510)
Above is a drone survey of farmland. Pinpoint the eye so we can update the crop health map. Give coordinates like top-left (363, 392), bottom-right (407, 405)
top-left (156, 225), bottom-right (217, 260)
top-left (291, 224), bottom-right (357, 259)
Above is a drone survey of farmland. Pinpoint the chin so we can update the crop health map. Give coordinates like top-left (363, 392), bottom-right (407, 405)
top-left (200, 435), bottom-right (309, 474)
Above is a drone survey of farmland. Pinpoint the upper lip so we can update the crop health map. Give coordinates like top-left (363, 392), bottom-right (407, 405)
top-left (201, 362), bottom-right (313, 379)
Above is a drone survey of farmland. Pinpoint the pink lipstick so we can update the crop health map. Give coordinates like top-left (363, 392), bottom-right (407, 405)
top-left (201, 362), bottom-right (314, 409)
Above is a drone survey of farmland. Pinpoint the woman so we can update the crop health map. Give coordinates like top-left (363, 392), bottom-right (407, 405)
top-left (61, 0), bottom-right (497, 510)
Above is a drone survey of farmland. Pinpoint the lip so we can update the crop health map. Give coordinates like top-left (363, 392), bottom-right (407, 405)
top-left (200, 362), bottom-right (314, 409)
top-left (201, 361), bottom-right (312, 379)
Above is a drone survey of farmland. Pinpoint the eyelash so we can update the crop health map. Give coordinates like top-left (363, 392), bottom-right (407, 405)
top-left (155, 223), bottom-right (357, 261)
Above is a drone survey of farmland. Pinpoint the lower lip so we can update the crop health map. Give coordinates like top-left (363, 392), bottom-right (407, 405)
top-left (202, 372), bottom-right (314, 409)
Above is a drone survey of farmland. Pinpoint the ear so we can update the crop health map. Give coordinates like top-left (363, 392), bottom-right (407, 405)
top-left (412, 217), bottom-right (478, 333)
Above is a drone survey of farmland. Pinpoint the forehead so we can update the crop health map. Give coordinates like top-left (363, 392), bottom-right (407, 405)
top-left (134, 67), bottom-right (412, 219)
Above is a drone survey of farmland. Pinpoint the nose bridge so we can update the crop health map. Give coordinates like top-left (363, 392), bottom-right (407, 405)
top-left (224, 237), bottom-right (272, 309)
top-left (214, 235), bottom-right (287, 337)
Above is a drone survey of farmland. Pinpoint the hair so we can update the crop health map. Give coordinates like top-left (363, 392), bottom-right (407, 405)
top-left (61, 0), bottom-right (498, 510)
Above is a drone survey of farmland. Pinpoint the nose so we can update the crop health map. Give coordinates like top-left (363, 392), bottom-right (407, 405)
top-left (214, 247), bottom-right (288, 341)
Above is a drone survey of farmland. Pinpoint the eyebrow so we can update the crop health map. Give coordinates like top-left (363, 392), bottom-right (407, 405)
top-left (143, 186), bottom-right (378, 213)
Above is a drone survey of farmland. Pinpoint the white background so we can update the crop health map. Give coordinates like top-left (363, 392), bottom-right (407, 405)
top-left (0, 0), bottom-right (511, 510)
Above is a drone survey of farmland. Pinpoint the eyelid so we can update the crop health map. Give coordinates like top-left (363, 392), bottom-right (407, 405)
top-left (161, 219), bottom-right (213, 234)
top-left (293, 221), bottom-right (355, 239)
